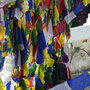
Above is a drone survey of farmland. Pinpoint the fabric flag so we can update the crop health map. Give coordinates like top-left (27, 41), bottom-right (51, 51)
top-left (83, 0), bottom-right (90, 6)
top-left (43, 49), bottom-right (54, 68)
top-left (39, 65), bottom-right (46, 84)
top-left (64, 11), bottom-right (76, 24)
top-left (58, 33), bottom-right (65, 47)
top-left (0, 78), bottom-right (6, 90)
top-left (32, 0), bottom-right (35, 12)
top-left (35, 76), bottom-right (42, 86)
top-left (47, 0), bottom-right (50, 7)
top-left (28, 0), bottom-right (33, 10)
top-left (36, 47), bottom-right (44, 64)
top-left (54, 5), bottom-right (59, 25)
top-left (14, 8), bottom-right (22, 20)
top-left (35, 64), bottom-right (45, 84)
top-left (16, 0), bottom-right (22, 11)
top-left (1, 71), bottom-right (12, 85)
top-left (31, 29), bottom-right (38, 46)
top-left (5, 19), bottom-right (9, 36)
top-left (21, 27), bottom-right (29, 65)
top-left (64, 36), bottom-right (69, 55)
top-left (39, 31), bottom-right (47, 50)
top-left (24, 1), bottom-right (29, 13)
top-left (0, 8), bottom-right (4, 21)
top-left (58, 0), bottom-right (66, 14)
top-left (48, 19), bottom-right (53, 36)
top-left (23, 78), bottom-right (30, 87)
top-left (57, 20), bottom-right (66, 33)
top-left (10, 80), bottom-right (15, 90)
top-left (28, 77), bottom-right (34, 88)
top-left (43, 13), bottom-right (47, 24)
top-left (18, 28), bottom-right (24, 51)
top-left (28, 44), bottom-right (33, 63)
top-left (34, 0), bottom-right (42, 9)
top-left (36, 31), bottom-right (46, 64)
top-left (43, 28), bottom-right (53, 45)
top-left (29, 62), bottom-right (36, 76)
top-left (0, 26), bottom-right (6, 41)
top-left (45, 19), bottom-right (53, 39)
top-left (68, 71), bottom-right (90, 90)
top-left (73, 2), bottom-right (84, 15)
top-left (0, 56), bottom-right (5, 71)
top-left (3, 5), bottom-right (9, 21)
top-left (26, 11), bottom-right (31, 23)
top-left (48, 43), bottom-right (53, 54)
top-left (23, 62), bottom-right (29, 77)
top-left (13, 54), bottom-right (18, 68)
top-left (49, 81), bottom-right (71, 90)
top-left (6, 36), bottom-right (12, 49)
top-left (35, 65), bottom-right (40, 76)
top-left (6, 81), bottom-right (11, 90)
top-left (3, 39), bottom-right (8, 52)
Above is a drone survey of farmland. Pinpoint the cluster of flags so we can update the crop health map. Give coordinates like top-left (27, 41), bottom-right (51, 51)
top-left (0, 0), bottom-right (90, 89)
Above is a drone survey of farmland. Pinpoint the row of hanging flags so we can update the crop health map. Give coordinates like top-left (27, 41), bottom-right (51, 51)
top-left (0, 0), bottom-right (90, 89)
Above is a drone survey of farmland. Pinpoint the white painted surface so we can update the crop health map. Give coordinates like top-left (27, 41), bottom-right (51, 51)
top-left (69, 25), bottom-right (90, 43)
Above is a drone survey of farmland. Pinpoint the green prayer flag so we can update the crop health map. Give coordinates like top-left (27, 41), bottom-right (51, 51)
top-left (31, 29), bottom-right (38, 46)
top-left (29, 63), bottom-right (36, 77)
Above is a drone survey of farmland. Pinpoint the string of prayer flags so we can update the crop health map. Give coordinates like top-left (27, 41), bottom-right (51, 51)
top-left (0, 0), bottom-right (90, 89)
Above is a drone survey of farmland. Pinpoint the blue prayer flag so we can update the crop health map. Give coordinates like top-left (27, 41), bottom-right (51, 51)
top-left (28, 0), bottom-right (33, 10)
top-left (6, 81), bottom-right (11, 90)
top-left (73, 2), bottom-right (84, 14)
top-left (26, 11), bottom-right (31, 23)
top-left (68, 71), bottom-right (90, 90)
top-left (0, 57), bottom-right (5, 71)
top-left (36, 47), bottom-right (44, 64)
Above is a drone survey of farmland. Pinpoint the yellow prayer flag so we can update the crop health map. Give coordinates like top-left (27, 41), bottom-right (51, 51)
top-left (88, 72), bottom-right (90, 75)
top-left (23, 78), bottom-right (30, 87)
top-left (30, 10), bottom-right (34, 17)
top-left (0, 78), bottom-right (6, 90)
top-left (35, 65), bottom-right (46, 84)
top-left (21, 1), bottom-right (29, 13)
top-left (6, 36), bottom-right (12, 49)
top-left (39, 65), bottom-right (46, 84)
top-left (58, 34), bottom-right (65, 47)
top-left (32, 87), bottom-right (35, 90)
top-left (35, 65), bottom-right (40, 76)
top-left (0, 26), bottom-right (6, 41)
top-left (0, 45), bottom-right (3, 51)
top-left (11, 20), bottom-right (13, 30)
top-left (28, 44), bottom-right (33, 63)
top-left (18, 19), bottom-right (22, 29)
top-left (43, 49), bottom-right (54, 68)
top-left (48, 37), bottom-right (52, 45)
top-left (8, 1), bottom-right (16, 7)
top-left (3, 86), bottom-right (6, 90)
top-left (83, 0), bottom-right (90, 6)
top-left (23, 62), bottom-right (29, 76)
top-left (16, 86), bottom-right (22, 90)
top-left (21, 16), bottom-right (26, 31)
top-left (34, 0), bottom-right (42, 8)
top-left (2, 52), bottom-right (6, 57)
top-left (54, 5), bottom-right (59, 26)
